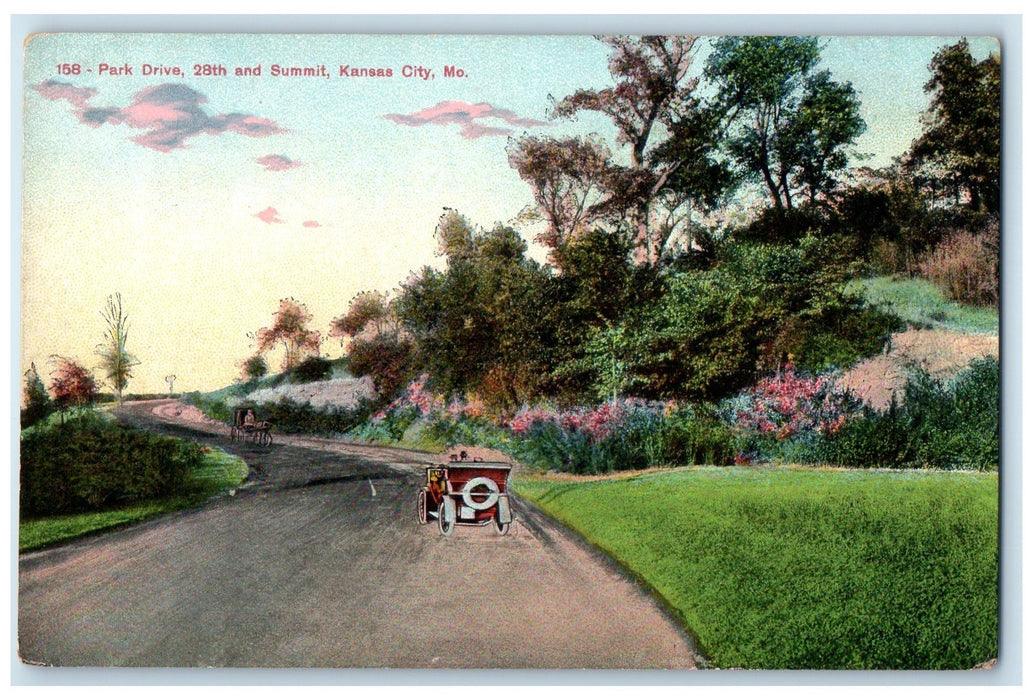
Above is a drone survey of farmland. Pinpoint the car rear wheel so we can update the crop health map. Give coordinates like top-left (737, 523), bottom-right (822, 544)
top-left (438, 500), bottom-right (455, 537)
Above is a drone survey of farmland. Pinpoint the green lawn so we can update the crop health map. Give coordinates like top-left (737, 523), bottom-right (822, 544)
top-left (514, 466), bottom-right (998, 670)
top-left (848, 275), bottom-right (999, 335)
top-left (19, 447), bottom-right (248, 553)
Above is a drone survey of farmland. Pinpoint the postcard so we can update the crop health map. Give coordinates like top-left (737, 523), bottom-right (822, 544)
top-left (18, 30), bottom-right (1001, 672)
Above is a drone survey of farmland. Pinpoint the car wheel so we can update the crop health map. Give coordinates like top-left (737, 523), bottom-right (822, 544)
top-left (438, 500), bottom-right (455, 537)
top-left (493, 515), bottom-right (510, 536)
top-left (417, 490), bottom-right (428, 524)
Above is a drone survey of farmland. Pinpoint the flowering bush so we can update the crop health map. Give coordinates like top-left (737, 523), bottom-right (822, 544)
top-left (726, 364), bottom-right (861, 441)
top-left (504, 399), bottom-right (735, 474)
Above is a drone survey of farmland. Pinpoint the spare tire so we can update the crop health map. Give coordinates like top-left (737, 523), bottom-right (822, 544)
top-left (461, 476), bottom-right (500, 511)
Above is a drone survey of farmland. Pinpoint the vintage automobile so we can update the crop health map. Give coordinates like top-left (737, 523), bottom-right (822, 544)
top-left (417, 457), bottom-right (513, 536)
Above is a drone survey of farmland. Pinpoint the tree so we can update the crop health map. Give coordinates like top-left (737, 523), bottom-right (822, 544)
top-left (907, 39), bottom-right (1000, 213)
top-left (49, 356), bottom-right (98, 410)
top-left (255, 298), bottom-right (322, 371)
top-left (240, 354), bottom-right (268, 381)
top-left (330, 290), bottom-right (413, 399)
top-left (509, 35), bottom-right (727, 267)
top-left (22, 362), bottom-right (54, 427)
top-left (395, 210), bottom-right (553, 408)
top-left (96, 292), bottom-right (140, 404)
top-left (329, 290), bottom-right (393, 344)
top-left (705, 36), bottom-right (866, 212)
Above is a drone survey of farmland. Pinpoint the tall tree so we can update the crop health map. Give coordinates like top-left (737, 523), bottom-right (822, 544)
top-left (395, 210), bottom-right (552, 407)
top-left (509, 35), bottom-right (726, 267)
top-left (907, 39), bottom-right (1000, 213)
top-left (255, 298), bottom-right (322, 371)
top-left (96, 292), bottom-right (139, 404)
top-left (705, 36), bottom-right (866, 212)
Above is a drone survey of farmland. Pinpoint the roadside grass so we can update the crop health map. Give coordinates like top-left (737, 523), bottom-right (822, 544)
top-left (19, 447), bottom-right (248, 553)
top-left (514, 466), bottom-right (998, 670)
top-left (848, 276), bottom-right (998, 335)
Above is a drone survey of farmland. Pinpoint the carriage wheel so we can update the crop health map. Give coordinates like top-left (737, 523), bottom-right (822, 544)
top-left (417, 490), bottom-right (428, 524)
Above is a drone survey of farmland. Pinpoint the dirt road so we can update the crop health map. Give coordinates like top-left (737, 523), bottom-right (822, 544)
top-left (18, 400), bottom-right (699, 669)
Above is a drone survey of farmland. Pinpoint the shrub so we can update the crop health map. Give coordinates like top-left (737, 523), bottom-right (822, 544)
top-left (918, 220), bottom-right (999, 307)
top-left (20, 412), bottom-right (203, 517)
top-left (21, 363), bottom-right (54, 429)
top-left (48, 356), bottom-right (98, 410)
top-left (259, 397), bottom-right (373, 435)
top-left (506, 400), bottom-right (736, 474)
top-left (347, 335), bottom-right (415, 400)
top-left (240, 354), bottom-right (268, 381)
top-left (290, 355), bottom-right (332, 383)
top-left (817, 357), bottom-right (999, 471)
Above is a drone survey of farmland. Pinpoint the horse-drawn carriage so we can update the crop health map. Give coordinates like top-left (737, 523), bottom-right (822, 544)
top-left (229, 407), bottom-right (273, 446)
top-left (417, 455), bottom-right (513, 536)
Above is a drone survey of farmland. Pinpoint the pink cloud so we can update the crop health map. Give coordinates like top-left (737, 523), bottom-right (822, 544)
top-left (381, 100), bottom-right (548, 139)
top-left (257, 154), bottom-right (303, 171)
top-left (33, 80), bottom-right (97, 110)
top-left (302, 220), bottom-right (321, 228)
top-left (255, 207), bottom-right (285, 224)
top-left (33, 81), bottom-right (285, 152)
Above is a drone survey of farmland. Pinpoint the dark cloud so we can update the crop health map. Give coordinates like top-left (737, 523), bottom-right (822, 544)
top-left (33, 80), bottom-right (285, 152)
top-left (381, 100), bottom-right (548, 139)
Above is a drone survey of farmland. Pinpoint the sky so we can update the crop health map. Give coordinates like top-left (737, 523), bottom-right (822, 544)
top-left (20, 32), bottom-right (1000, 395)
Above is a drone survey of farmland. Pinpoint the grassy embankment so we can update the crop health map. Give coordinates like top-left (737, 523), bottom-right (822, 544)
top-left (19, 437), bottom-right (248, 554)
top-left (849, 276), bottom-right (998, 335)
top-left (514, 466), bottom-right (998, 670)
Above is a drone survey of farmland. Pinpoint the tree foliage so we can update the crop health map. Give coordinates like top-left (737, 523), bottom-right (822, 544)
top-left (96, 292), bottom-right (140, 404)
top-left (329, 290), bottom-right (392, 343)
top-left (705, 36), bottom-right (866, 212)
top-left (48, 356), bottom-right (98, 410)
top-left (240, 353), bottom-right (268, 382)
top-left (395, 210), bottom-right (553, 410)
top-left (255, 298), bottom-right (322, 371)
top-left (22, 362), bottom-right (54, 428)
top-left (907, 39), bottom-right (1000, 213)
top-left (510, 35), bottom-right (729, 267)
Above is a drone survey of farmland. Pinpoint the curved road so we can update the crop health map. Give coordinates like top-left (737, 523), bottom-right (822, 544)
top-left (18, 400), bottom-right (699, 669)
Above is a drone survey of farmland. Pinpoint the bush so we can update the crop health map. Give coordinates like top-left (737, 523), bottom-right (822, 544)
top-left (506, 400), bottom-right (736, 474)
top-left (259, 397), bottom-right (373, 435)
top-left (20, 412), bottom-right (204, 517)
top-left (347, 335), bottom-right (415, 400)
top-left (21, 363), bottom-right (54, 429)
top-left (241, 354), bottom-right (268, 381)
top-left (817, 357), bottom-right (999, 471)
top-left (290, 355), bottom-right (332, 383)
top-left (918, 220), bottom-right (999, 307)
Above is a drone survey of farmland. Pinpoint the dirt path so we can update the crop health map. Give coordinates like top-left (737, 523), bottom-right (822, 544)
top-left (18, 400), bottom-right (700, 669)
